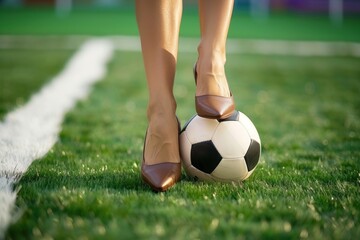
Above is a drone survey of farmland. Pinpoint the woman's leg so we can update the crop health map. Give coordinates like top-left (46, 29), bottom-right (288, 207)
top-left (197, 0), bottom-right (234, 98)
top-left (135, 0), bottom-right (182, 191)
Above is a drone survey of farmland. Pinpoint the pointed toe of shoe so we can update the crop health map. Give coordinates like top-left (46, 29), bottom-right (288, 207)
top-left (195, 95), bottom-right (235, 119)
top-left (141, 162), bottom-right (181, 192)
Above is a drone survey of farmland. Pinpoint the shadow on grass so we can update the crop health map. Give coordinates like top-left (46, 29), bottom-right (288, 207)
top-left (17, 167), bottom-right (193, 194)
top-left (17, 169), bottom-right (148, 194)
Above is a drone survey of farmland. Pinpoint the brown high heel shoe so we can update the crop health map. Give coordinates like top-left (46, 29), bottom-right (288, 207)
top-left (141, 118), bottom-right (181, 192)
top-left (194, 63), bottom-right (235, 119)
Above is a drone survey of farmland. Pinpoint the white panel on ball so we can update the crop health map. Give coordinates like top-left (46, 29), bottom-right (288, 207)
top-left (238, 112), bottom-right (261, 143)
top-left (212, 121), bottom-right (251, 159)
top-left (185, 116), bottom-right (219, 143)
top-left (211, 158), bottom-right (248, 182)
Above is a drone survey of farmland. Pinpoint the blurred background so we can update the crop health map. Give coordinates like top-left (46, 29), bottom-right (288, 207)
top-left (1, 0), bottom-right (359, 41)
top-left (2, 0), bottom-right (360, 15)
top-left (1, 0), bottom-right (360, 23)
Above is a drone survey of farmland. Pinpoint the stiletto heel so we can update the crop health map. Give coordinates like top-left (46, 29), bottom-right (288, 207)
top-left (141, 118), bottom-right (181, 192)
top-left (194, 63), bottom-right (235, 119)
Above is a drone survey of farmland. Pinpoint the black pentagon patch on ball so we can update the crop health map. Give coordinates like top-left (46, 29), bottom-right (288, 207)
top-left (191, 141), bottom-right (222, 174)
top-left (244, 139), bottom-right (261, 171)
top-left (217, 111), bottom-right (239, 122)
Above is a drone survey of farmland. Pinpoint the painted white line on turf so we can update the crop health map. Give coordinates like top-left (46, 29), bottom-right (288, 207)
top-left (176, 37), bottom-right (360, 57)
top-left (227, 39), bottom-right (360, 57)
top-left (1, 35), bottom-right (360, 57)
top-left (0, 38), bottom-right (114, 238)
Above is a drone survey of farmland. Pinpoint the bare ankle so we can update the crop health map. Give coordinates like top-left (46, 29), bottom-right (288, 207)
top-left (144, 106), bottom-right (180, 165)
top-left (195, 51), bottom-right (230, 97)
top-left (147, 97), bottom-right (177, 119)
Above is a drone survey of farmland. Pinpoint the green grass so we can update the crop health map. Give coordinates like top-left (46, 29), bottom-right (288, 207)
top-left (4, 41), bottom-right (360, 239)
top-left (1, 7), bottom-right (360, 239)
top-left (0, 48), bottom-right (74, 119)
top-left (0, 7), bottom-right (360, 41)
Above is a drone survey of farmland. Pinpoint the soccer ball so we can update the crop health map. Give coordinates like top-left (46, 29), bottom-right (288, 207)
top-left (179, 111), bottom-right (261, 182)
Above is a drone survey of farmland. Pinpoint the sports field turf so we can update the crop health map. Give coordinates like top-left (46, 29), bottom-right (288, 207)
top-left (1, 7), bottom-right (360, 240)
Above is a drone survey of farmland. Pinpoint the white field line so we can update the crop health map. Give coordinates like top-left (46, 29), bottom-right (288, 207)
top-left (0, 38), bottom-right (114, 238)
top-left (1, 35), bottom-right (360, 57)
top-left (178, 38), bottom-right (360, 57)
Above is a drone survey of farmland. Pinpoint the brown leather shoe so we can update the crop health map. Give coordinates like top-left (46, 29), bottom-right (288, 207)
top-left (194, 63), bottom-right (235, 119)
top-left (141, 119), bottom-right (181, 192)
top-left (141, 160), bottom-right (181, 192)
top-left (196, 94), bottom-right (235, 119)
